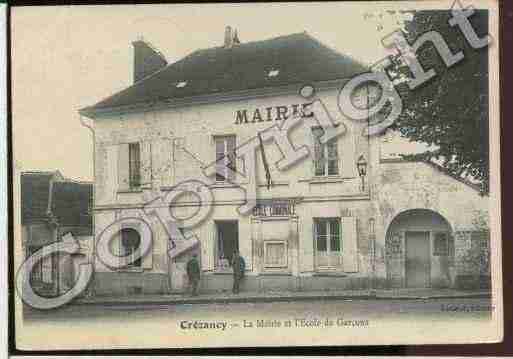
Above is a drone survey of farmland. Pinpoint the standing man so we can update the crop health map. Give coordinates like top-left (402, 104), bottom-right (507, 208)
top-left (231, 249), bottom-right (245, 294)
top-left (186, 254), bottom-right (201, 296)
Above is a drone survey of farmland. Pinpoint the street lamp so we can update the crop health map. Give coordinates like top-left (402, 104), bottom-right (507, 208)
top-left (356, 154), bottom-right (368, 191)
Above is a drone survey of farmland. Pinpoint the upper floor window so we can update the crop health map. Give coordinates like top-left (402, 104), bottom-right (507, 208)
top-left (312, 127), bottom-right (339, 176)
top-left (214, 135), bottom-right (236, 182)
top-left (128, 142), bottom-right (141, 189)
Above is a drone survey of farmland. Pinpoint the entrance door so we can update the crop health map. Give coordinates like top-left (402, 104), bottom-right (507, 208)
top-left (215, 221), bottom-right (239, 269)
top-left (405, 231), bottom-right (430, 288)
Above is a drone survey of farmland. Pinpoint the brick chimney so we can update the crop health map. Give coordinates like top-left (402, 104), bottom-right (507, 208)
top-left (233, 29), bottom-right (240, 45)
top-left (224, 26), bottom-right (240, 48)
top-left (224, 26), bottom-right (233, 48)
top-left (132, 39), bottom-right (168, 83)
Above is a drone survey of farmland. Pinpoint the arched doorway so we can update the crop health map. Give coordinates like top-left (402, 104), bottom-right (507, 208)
top-left (385, 209), bottom-right (453, 288)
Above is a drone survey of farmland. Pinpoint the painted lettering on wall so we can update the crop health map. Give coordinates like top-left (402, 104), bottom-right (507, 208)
top-left (235, 103), bottom-right (313, 125)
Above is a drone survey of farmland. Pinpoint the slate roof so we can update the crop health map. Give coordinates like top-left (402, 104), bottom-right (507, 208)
top-left (21, 172), bottom-right (53, 224)
top-left (81, 32), bottom-right (367, 115)
top-left (51, 181), bottom-right (93, 231)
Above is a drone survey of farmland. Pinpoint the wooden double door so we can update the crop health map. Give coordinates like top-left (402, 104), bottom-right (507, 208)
top-left (405, 231), bottom-right (430, 288)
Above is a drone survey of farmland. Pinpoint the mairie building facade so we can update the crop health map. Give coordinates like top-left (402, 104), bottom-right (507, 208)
top-left (80, 28), bottom-right (489, 296)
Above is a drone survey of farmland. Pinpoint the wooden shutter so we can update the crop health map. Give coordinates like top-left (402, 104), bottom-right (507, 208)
top-left (226, 136), bottom-right (236, 180)
top-left (341, 127), bottom-right (358, 178)
top-left (299, 216), bottom-right (315, 273)
top-left (141, 222), bottom-right (153, 270)
top-left (140, 141), bottom-right (152, 188)
top-left (310, 128), bottom-right (320, 176)
top-left (111, 219), bottom-right (122, 268)
top-left (342, 217), bottom-right (358, 272)
top-left (153, 139), bottom-right (173, 187)
top-left (239, 221), bottom-right (253, 271)
top-left (117, 143), bottom-right (130, 191)
top-left (201, 223), bottom-right (215, 271)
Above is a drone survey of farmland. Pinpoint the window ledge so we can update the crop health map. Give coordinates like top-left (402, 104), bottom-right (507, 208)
top-left (209, 182), bottom-right (244, 189)
top-left (256, 215), bottom-right (295, 221)
top-left (117, 189), bottom-right (143, 194)
top-left (257, 181), bottom-right (289, 187)
top-left (117, 267), bottom-right (144, 273)
top-left (313, 271), bottom-right (347, 277)
top-left (299, 176), bottom-right (353, 184)
top-left (161, 182), bottom-right (248, 191)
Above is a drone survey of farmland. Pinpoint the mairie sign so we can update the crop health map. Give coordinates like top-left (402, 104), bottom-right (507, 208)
top-left (235, 103), bottom-right (313, 124)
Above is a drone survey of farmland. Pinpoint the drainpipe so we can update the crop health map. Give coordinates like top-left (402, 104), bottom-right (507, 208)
top-left (46, 174), bottom-right (59, 294)
top-left (369, 218), bottom-right (376, 296)
top-left (79, 114), bottom-right (96, 297)
top-left (366, 83), bottom-right (376, 296)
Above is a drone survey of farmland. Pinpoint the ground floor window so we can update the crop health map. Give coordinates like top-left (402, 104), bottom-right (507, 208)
top-left (215, 220), bottom-right (239, 269)
top-left (314, 218), bottom-right (342, 268)
top-left (433, 232), bottom-right (449, 256)
top-left (471, 231), bottom-right (490, 251)
top-left (264, 240), bottom-right (287, 268)
top-left (120, 228), bottom-right (141, 268)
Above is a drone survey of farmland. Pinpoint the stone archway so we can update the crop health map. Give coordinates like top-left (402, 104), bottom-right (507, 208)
top-left (385, 209), bottom-right (453, 288)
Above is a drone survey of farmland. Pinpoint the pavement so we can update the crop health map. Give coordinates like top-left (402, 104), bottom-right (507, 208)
top-left (75, 288), bottom-right (491, 306)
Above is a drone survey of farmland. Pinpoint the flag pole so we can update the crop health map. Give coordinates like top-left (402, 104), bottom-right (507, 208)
top-left (257, 132), bottom-right (272, 190)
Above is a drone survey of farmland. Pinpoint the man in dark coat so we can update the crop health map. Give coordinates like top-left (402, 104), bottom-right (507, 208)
top-left (231, 249), bottom-right (245, 294)
top-left (186, 254), bottom-right (201, 296)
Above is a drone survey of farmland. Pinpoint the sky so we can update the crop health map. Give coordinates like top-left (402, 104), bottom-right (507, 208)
top-left (11, 2), bottom-right (439, 181)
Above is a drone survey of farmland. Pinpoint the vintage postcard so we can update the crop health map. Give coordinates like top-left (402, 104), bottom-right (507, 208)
top-left (11, 0), bottom-right (502, 350)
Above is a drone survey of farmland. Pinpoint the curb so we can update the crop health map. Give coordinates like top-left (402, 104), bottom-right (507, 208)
top-left (74, 292), bottom-right (491, 307)
top-left (75, 294), bottom-right (374, 306)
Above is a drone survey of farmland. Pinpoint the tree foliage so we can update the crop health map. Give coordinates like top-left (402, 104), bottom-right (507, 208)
top-left (389, 10), bottom-right (489, 194)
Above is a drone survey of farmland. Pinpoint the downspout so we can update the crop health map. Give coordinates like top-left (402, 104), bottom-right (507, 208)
top-left (366, 83), bottom-right (376, 295)
top-left (45, 175), bottom-right (60, 294)
top-left (79, 114), bottom-right (96, 297)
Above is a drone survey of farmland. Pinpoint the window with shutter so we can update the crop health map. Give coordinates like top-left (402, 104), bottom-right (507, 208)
top-left (214, 135), bottom-right (236, 182)
top-left (312, 128), bottom-right (339, 176)
top-left (314, 218), bottom-right (342, 269)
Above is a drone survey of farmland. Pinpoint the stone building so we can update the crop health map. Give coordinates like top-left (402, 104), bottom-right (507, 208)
top-left (21, 171), bottom-right (93, 296)
top-left (79, 28), bottom-right (489, 296)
